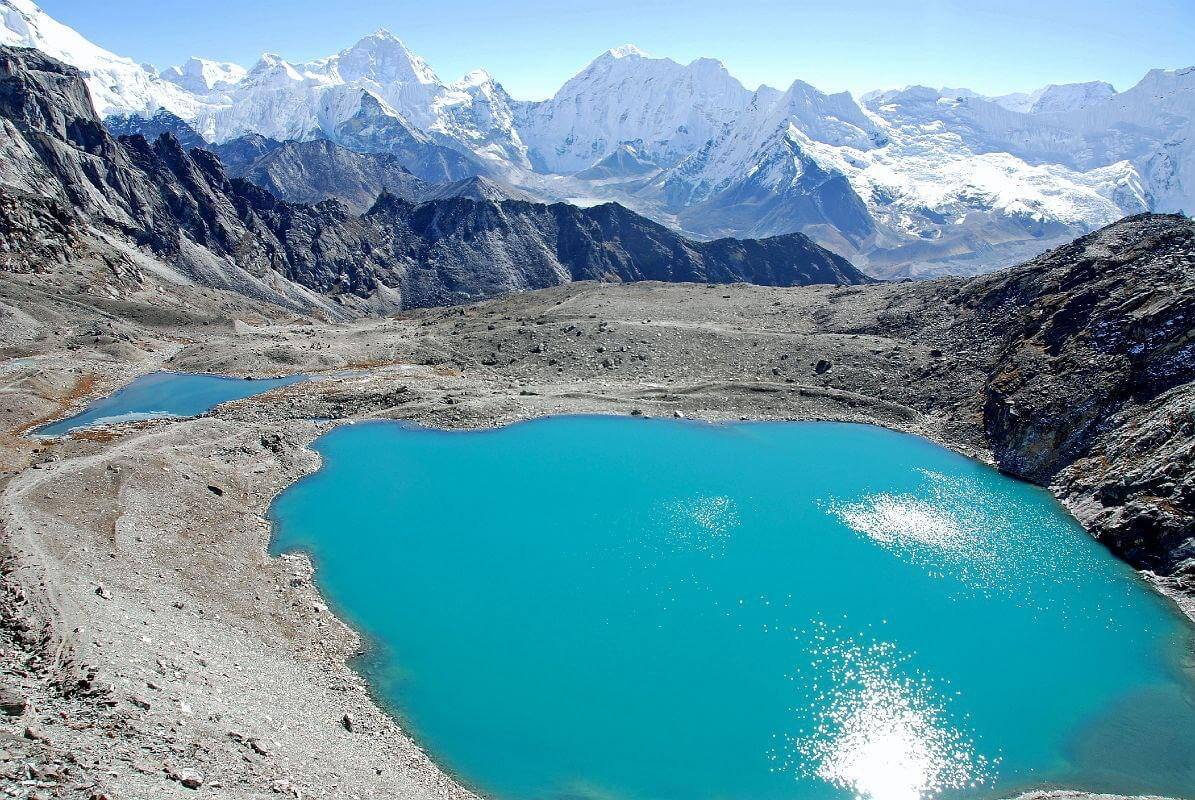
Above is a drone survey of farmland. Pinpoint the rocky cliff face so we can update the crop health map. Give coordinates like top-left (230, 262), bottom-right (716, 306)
top-left (0, 187), bottom-right (80, 271)
top-left (961, 215), bottom-right (1193, 576)
top-left (0, 46), bottom-right (872, 317)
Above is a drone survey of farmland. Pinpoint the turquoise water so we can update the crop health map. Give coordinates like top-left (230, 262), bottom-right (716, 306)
top-left (37, 371), bottom-right (305, 435)
top-left (271, 417), bottom-right (1195, 800)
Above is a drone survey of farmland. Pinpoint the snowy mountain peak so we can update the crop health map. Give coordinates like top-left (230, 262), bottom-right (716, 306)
top-left (251, 52), bottom-right (287, 71)
top-left (161, 57), bottom-right (247, 94)
top-left (519, 43), bottom-right (753, 173)
top-left (246, 53), bottom-right (303, 83)
top-left (0, 0), bottom-right (200, 116)
top-left (769, 78), bottom-right (883, 150)
top-left (452, 69), bottom-right (494, 89)
top-left (1026, 81), bottom-right (1116, 113)
top-left (605, 44), bottom-right (649, 59)
top-left (686, 56), bottom-right (734, 75)
top-left (331, 29), bottom-right (441, 87)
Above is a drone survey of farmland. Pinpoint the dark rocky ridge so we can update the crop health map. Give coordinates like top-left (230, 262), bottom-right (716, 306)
top-left (206, 132), bottom-right (283, 175)
top-left (105, 107), bottom-right (206, 151)
top-left (0, 45), bottom-right (871, 316)
top-left (419, 175), bottom-right (537, 203)
top-left (224, 138), bottom-right (429, 212)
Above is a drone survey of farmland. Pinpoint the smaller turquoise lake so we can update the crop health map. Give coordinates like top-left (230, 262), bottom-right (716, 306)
top-left (37, 371), bottom-right (305, 435)
top-left (271, 416), bottom-right (1195, 800)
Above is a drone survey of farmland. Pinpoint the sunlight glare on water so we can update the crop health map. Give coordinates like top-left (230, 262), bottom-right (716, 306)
top-left (785, 626), bottom-right (995, 800)
top-left (270, 417), bottom-right (1195, 800)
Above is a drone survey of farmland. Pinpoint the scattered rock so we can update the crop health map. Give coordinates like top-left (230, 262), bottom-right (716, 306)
top-left (260, 432), bottom-right (285, 453)
top-left (166, 764), bottom-right (205, 789)
top-left (0, 688), bottom-right (26, 716)
top-left (272, 778), bottom-right (302, 796)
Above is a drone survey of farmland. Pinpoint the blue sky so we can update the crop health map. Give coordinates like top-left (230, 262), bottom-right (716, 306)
top-left (39, 0), bottom-right (1195, 100)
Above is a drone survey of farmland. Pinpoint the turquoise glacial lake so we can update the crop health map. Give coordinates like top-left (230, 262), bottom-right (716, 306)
top-left (271, 416), bottom-right (1195, 800)
top-left (37, 371), bottom-right (305, 435)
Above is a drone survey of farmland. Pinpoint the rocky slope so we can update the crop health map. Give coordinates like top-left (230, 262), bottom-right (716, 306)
top-left (963, 215), bottom-right (1194, 574)
top-left (0, 46), bottom-right (871, 318)
top-left (232, 138), bottom-right (429, 212)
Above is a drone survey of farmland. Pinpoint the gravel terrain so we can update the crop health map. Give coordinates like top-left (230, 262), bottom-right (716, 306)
top-left (0, 215), bottom-right (1189, 799)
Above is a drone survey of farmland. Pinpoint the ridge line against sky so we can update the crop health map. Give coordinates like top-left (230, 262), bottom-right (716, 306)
top-left (36, 0), bottom-right (1195, 101)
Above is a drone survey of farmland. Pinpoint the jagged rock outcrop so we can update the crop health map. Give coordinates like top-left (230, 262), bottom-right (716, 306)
top-left (961, 214), bottom-right (1194, 575)
top-left (0, 46), bottom-right (871, 316)
top-left (0, 187), bottom-right (80, 271)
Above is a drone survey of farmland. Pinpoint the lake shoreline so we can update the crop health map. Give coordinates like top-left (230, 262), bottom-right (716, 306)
top-left (0, 257), bottom-right (1190, 797)
top-left (2, 357), bottom-right (1186, 799)
top-left (270, 415), bottom-right (1195, 800)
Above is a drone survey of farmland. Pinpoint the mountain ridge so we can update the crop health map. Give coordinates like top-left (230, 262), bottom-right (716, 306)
top-left (0, 44), bottom-right (871, 319)
top-left (3, 0), bottom-right (1192, 279)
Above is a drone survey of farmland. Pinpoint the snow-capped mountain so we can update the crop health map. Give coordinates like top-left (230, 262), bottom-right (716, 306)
top-left (161, 57), bottom-right (246, 95)
top-left (430, 69), bottom-right (529, 169)
top-left (178, 36), bottom-right (480, 183)
top-left (633, 75), bottom-right (1149, 274)
top-left (3, 0), bottom-right (1191, 277)
top-left (0, 0), bottom-right (199, 117)
top-left (865, 70), bottom-right (1193, 216)
top-left (514, 46), bottom-right (753, 174)
top-left (934, 81), bottom-right (1118, 114)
